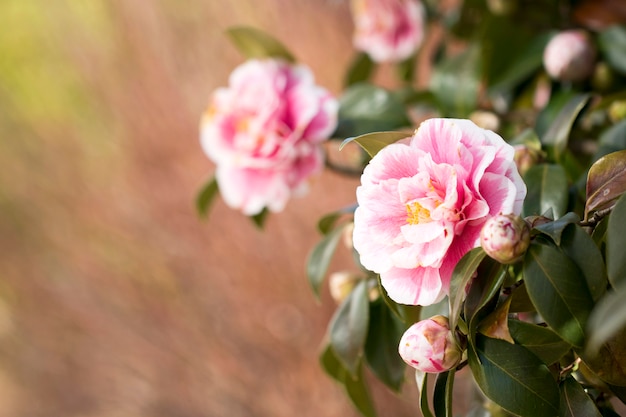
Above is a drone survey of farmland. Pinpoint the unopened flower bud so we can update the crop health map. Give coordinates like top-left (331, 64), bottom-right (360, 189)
top-left (592, 62), bottom-right (616, 93)
top-left (469, 110), bottom-right (501, 132)
top-left (543, 30), bottom-right (597, 82)
top-left (398, 315), bottom-right (462, 373)
top-left (513, 144), bottom-right (541, 176)
top-left (608, 100), bottom-right (626, 123)
top-left (329, 272), bottom-right (359, 304)
top-left (480, 214), bottom-right (531, 264)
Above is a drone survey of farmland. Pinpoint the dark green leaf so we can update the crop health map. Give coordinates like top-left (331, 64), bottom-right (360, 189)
top-left (541, 94), bottom-right (591, 162)
top-left (449, 248), bottom-right (487, 332)
top-left (335, 84), bottom-right (411, 138)
top-left (226, 26), bottom-right (295, 62)
top-left (508, 319), bottom-right (572, 365)
top-left (329, 279), bottom-right (370, 376)
top-left (535, 90), bottom-right (577, 139)
top-left (250, 208), bottom-right (269, 229)
top-left (581, 321), bottom-right (626, 387)
top-left (586, 150), bottom-right (626, 220)
top-left (307, 224), bottom-right (348, 299)
top-left (433, 370), bottom-right (455, 417)
top-left (416, 371), bottom-right (435, 417)
top-left (522, 164), bottom-right (569, 219)
top-left (523, 243), bottom-right (594, 347)
top-left (340, 131), bottom-right (411, 158)
top-left (586, 286), bottom-right (626, 352)
top-left (468, 335), bottom-right (560, 416)
top-left (598, 25), bottom-right (626, 76)
top-left (509, 282), bottom-right (535, 313)
top-left (429, 43), bottom-right (481, 117)
top-left (478, 297), bottom-right (514, 343)
top-left (364, 301), bottom-right (406, 392)
top-left (594, 120), bottom-right (626, 162)
top-left (317, 205), bottom-right (357, 235)
top-left (345, 52), bottom-right (376, 87)
top-left (376, 277), bottom-right (422, 324)
top-left (320, 344), bottom-right (377, 417)
top-left (559, 376), bottom-right (602, 417)
top-left (465, 258), bottom-right (506, 345)
top-left (196, 177), bottom-right (219, 219)
top-left (607, 193), bottom-right (626, 288)
top-left (532, 212), bottom-right (579, 245)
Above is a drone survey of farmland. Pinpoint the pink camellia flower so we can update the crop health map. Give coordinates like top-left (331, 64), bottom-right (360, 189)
top-left (543, 30), bottom-right (597, 82)
top-left (480, 214), bottom-right (531, 264)
top-left (353, 118), bottom-right (526, 305)
top-left (399, 315), bottom-right (462, 373)
top-left (350, 0), bottom-right (425, 63)
top-left (201, 59), bottom-right (338, 215)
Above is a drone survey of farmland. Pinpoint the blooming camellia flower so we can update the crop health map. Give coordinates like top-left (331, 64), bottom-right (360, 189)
top-left (399, 315), bottom-right (461, 373)
top-left (353, 118), bottom-right (526, 305)
top-left (350, 0), bottom-right (425, 63)
top-left (543, 30), bottom-right (597, 82)
top-left (480, 214), bottom-right (530, 264)
top-left (201, 59), bottom-right (338, 215)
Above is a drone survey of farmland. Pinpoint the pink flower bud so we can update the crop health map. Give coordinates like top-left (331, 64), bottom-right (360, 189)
top-left (329, 272), bottom-right (359, 304)
top-left (543, 30), bottom-right (597, 82)
top-left (480, 214), bottom-right (530, 264)
top-left (398, 316), bottom-right (462, 373)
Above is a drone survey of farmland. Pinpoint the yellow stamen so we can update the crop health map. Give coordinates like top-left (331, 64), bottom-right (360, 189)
top-left (406, 202), bottom-right (431, 225)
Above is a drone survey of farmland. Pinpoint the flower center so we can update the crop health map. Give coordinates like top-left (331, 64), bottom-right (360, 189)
top-left (406, 201), bottom-right (431, 225)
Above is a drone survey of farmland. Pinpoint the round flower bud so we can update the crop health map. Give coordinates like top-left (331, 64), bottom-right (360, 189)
top-left (543, 30), bottom-right (597, 82)
top-left (329, 272), bottom-right (359, 304)
top-left (608, 100), bottom-right (626, 123)
top-left (480, 214), bottom-right (531, 264)
top-left (469, 110), bottom-right (501, 132)
top-left (398, 316), bottom-right (462, 373)
top-left (513, 144), bottom-right (541, 176)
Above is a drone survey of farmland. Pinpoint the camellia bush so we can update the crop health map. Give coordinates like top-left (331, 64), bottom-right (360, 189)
top-left (197, 0), bottom-right (626, 416)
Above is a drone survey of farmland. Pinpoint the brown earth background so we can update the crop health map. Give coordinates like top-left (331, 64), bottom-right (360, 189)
top-left (0, 1), bottom-right (472, 416)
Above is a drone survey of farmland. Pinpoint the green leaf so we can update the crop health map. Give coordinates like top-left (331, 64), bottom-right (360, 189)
top-left (364, 301), bottom-right (406, 392)
top-left (226, 26), bottom-right (295, 62)
top-left (522, 164), bottom-right (569, 219)
top-left (508, 319), bottom-right (572, 365)
top-left (415, 371), bottom-right (435, 417)
top-left (335, 84), bottom-right (411, 138)
top-left (559, 376), bottom-right (602, 417)
top-left (540, 94), bottom-right (591, 162)
top-left (376, 277), bottom-right (422, 325)
top-left (598, 25), bottom-right (626, 76)
top-left (196, 176), bottom-right (219, 219)
top-left (429, 43), bottom-right (481, 117)
top-left (320, 344), bottom-right (377, 417)
top-left (468, 335), bottom-right (560, 417)
top-left (523, 243), bottom-right (594, 348)
top-left (329, 279), bottom-right (370, 376)
top-left (586, 150), bottom-right (626, 220)
top-left (607, 193), bottom-right (626, 288)
top-left (581, 321), bottom-right (626, 387)
top-left (345, 52), bottom-right (375, 87)
top-left (307, 224), bottom-right (348, 299)
top-left (449, 248), bottom-right (487, 332)
top-left (340, 131), bottom-right (411, 158)
top-left (509, 282), bottom-right (536, 313)
top-left (465, 258), bottom-right (506, 345)
top-left (317, 205), bottom-right (357, 235)
top-left (250, 208), bottom-right (269, 229)
top-left (396, 55), bottom-right (416, 83)
top-left (535, 90), bottom-right (577, 140)
top-left (586, 285), bottom-right (626, 352)
top-left (478, 297), bottom-right (514, 343)
top-left (532, 212), bottom-right (579, 245)
top-left (433, 370), bottom-right (455, 417)
top-left (594, 120), bottom-right (626, 162)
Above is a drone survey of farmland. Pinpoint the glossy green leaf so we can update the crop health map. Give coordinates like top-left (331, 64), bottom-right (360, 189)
top-left (340, 131), bottom-right (411, 158)
top-left (535, 90), bottom-right (577, 140)
top-left (226, 26), bottom-right (295, 62)
top-left (433, 370), bottom-right (455, 417)
top-left (581, 323), bottom-right (626, 386)
top-left (448, 248), bottom-right (486, 331)
top-left (317, 205), bottom-right (357, 235)
top-left (320, 344), bottom-right (377, 417)
top-left (468, 335), bottom-right (560, 416)
top-left (478, 297), bottom-right (514, 343)
top-left (429, 43), bottom-right (481, 117)
top-left (335, 84), bottom-right (411, 138)
top-left (345, 52), bottom-right (375, 87)
top-left (508, 282), bottom-right (535, 313)
top-left (594, 120), bottom-right (626, 161)
top-left (508, 319), bottom-right (571, 365)
top-left (465, 259), bottom-right (506, 344)
top-left (329, 279), bottom-right (369, 376)
top-left (532, 212), bottom-right (579, 245)
top-left (522, 164), bottom-right (569, 219)
top-left (523, 243), bottom-right (594, 348)
top-left (196, 176), bottom-right (219, 219)
top-left (586, 286), bottom-right (626, 352)
top-left (586, 150), bottom-right (626, 220)
top-left (607, 193), bottom-right (626, 288)
top-left (541, 94), bottom-right (590, 162)
top-left (559, 376), bottom-right (602, 417)
top-left (598, 25), bottom-right (626, 75)
top-left (416, 371), bottom-right (435, 417)
top-left (307, 224), bottom-right (348, 299)
top-left (364, 301), bottom-right (406, 392)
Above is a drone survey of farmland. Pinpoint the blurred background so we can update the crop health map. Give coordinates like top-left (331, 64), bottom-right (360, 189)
top-left (0, 1), bottom-right (432, 416)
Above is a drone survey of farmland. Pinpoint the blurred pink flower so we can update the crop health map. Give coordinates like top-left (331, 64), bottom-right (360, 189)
top-left (399, 315), bottom-right (461, 373)
top-left (350, 0), bottom-right (425, 63)
top-left (353, 119), bottom-right (526, 305)
top-left (543, 30), bottom-right (597, 82)
top-left (201, 59), bottom-right (338, 215)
